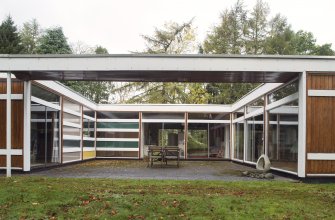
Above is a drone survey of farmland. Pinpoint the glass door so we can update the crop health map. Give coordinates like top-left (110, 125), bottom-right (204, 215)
top-left (31, 102), bottom-right (60, 168)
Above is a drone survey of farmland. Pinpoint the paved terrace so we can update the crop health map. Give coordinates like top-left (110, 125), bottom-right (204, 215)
top-left (18, 160), bottom-right (294, 181)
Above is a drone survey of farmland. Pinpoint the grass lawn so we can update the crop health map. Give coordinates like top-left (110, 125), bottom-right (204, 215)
top-left (0, 177), bottom-right (335, 219)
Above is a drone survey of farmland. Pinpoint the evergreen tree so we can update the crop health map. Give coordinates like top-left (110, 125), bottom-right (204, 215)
top-left (246, 0), bottom-right (269, 54)
top-left (20, 19), bottom-right (40, 54)
top-left (95, 45), bottom-right (108, 54)
top-left (36, 27), bottom-right (71, 54)
top-left (263, 14), bottom-right (295, 55)
top-left (0, 15), bottom-right (23, 54)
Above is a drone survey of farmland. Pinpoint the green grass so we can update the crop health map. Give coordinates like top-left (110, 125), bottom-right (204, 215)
top-left (0, 177), bottom-right (335, 219)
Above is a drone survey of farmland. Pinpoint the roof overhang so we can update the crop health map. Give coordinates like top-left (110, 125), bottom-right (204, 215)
top-left (1, 54), bottom-right (334, 82)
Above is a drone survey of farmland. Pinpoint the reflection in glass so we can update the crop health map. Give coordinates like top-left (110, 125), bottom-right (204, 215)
top-left (234, 122), bottom-right (244, 160)
top-left (209, 124), bottom-right (230, 159)
top-left (268, 80), bottom-right (298, 104)
top-left (143, 123), bottom-right (185, 157)
top-left (31, 102), bottom-right (60, 167)
top-left (63, 99), bottom-right (81, 112)
top-left (83, 119), bottom-right (95, 138)
top-left (32, 85), bottom-right (60, 104)
top-left (187, 123), bottom-right (208, 158)
top-left (97, 111), bottom-right (138, 119)
top-left (268, 102), bottom-right (298, 172)
top-left (246, 115), bottom-right (264, 162)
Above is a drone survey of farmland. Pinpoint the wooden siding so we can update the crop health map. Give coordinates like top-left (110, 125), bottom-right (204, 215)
top-left (306, 73), bottom-right (335, 174)
top-left (0, 155), bottom-right (23, 168)
top-left (0, 81), bottom-right (24, 168)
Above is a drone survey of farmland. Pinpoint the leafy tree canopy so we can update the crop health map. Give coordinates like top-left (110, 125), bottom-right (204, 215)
top-left (36, 27), bottom-right (71, 54)
top-left (20, 19), bottom-right (41, 54)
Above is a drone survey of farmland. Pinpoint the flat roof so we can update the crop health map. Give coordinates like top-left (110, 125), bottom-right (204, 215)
top-left (1, 54), bottom-right (334, 82)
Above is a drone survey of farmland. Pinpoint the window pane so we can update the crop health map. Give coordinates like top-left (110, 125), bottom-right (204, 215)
top-left (246, 115), bottom-right (264, 162)
top-left (268, 80), bottom-right (298, 103)
top-left (97, 111), bottom-right (138, 119)
top-left (188, 113), bottom-right (230, 120)
top-left (97, 122), bottom-right (139, 129)
top-left (31, 85), bottom-right (60, 104)
top-left (234, 122), bottom-right (244, 160)
top-left (63, 126), bottom-right (81, 136)
top-left (142, 113), bottom-right (184, 119)
top-left (187, 123), bottom-right (208, 158)
top-left (63, 112), bottom-right (81, 124)
top-left (63, 99), bottom-right (81, 112)
top-left (246, 97), bottom-right (264, 114)
top-left (209, 124), bottom-right (230, 159)
top-left (83, 107), bottom-right (95, 118)
top-left (268, 101), bottom-right (298, 172)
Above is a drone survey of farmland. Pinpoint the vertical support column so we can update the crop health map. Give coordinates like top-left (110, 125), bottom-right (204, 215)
top-left (138, 112), bottom-right (142, 159)
top-left (264, 95), bottom-right (268, 156)
top-left (184, 112), bottom-right (188, 159)
top-left (94, 110), bottom-right (97, 158)
top-left (81, 105), bottom-right (83, 161)
top-left (298, 71), bottom-right (307, 177)
top-left (243, 107), bottom-right (247, 162)
top-left (6, 73), bottom-right (11, 177)
top-left (23, 81), bottom-right (31, 171)
top-left (230, 113), bottom-right (234, 159)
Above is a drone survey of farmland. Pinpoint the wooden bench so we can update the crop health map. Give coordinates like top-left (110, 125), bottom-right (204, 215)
top-left (147, 146), bottom-right (180, 168)
top-left (163, 146), bottom-right (180, 167)
top-left (147, 146), bottom-right (163, 167)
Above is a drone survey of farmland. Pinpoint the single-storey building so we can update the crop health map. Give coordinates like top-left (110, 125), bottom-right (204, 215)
top-left (1, 54), bottom-right (335, 178)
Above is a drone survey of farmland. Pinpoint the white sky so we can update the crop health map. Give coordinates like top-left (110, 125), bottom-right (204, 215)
top-left (1, 0), bottom-right (334, 53)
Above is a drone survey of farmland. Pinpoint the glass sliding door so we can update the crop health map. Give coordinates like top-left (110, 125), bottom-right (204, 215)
top-left (187, 123), bottom-right (208, 158)
top-left (246, 115), bottom-right (264, 163)
top-left (31, 102), bottom-right (60, 167)
top-left (209, 124), bottom-right (227, 158)
top-left (234, 122), bottom-right (244, 160)
top-left (143, 122), bottom-right (185, 157)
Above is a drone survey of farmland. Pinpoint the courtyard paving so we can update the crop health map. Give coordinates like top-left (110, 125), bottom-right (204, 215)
top-left (25, 160), bottom-right (294, 181)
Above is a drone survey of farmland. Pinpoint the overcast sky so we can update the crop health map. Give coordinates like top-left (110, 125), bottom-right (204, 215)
top-left (1, 0), bottom-right (334, 53)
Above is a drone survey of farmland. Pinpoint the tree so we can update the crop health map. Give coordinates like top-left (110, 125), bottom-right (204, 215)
top-left (312, 44), bottom-right (334, 56)
top-left (246, 0), bottom-right (269, 54)
top-left (63, 43), bottom-right (113, 103)
top-left (70, 41), bottom-right (95, 54)
top-left (20, 19), bottom-right (41, 54)
top-left (203, 1), bottom-right (258, 104)
top-left (263, 14), bottom-right (295, 55)
top-left (142, 19), bottom-right (196, 54)
top-left (0, 15), bottom-right (23, 54)
top-left (36, 27), bottom-right (71, 54)
top-left (95, 45), bottom-right (108, 54)
top-left (115, 20), bottom-right (198, 104)
top-left (204, 0), bottom-right (248, 54)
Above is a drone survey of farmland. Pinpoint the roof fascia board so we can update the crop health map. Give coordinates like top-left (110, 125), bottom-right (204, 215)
top-left (1, 56), bottom-right (335, 72)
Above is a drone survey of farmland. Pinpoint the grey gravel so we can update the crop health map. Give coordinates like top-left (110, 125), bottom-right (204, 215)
top-left (26, 160), bottom-right (292, 182)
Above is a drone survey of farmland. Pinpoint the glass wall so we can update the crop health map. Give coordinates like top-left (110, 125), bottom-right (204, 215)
top-left (246, 114), bottom-right (264, 163)
top-left (62, 99), bottom-right (82, 162)
top-left (96, 112), bottom-right (139, 158)
top-left (142, 113), bottom-right (185, 157)
top-left (234, 122), bottom-right (244, 160)
top-left (268, 102), bottom-right (298, 172)
top-left (83, 107), bottom-right (95, 159)
top-left (31, 85), bottom-right (61, 168)
top-left (187, 123), bottom-right (208, 158)
top-left (187, 113), bottom-right (230, 159)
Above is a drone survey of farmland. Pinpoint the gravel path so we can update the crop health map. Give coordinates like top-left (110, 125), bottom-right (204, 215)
top-left (27, 160), bottom-right (293, 181)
